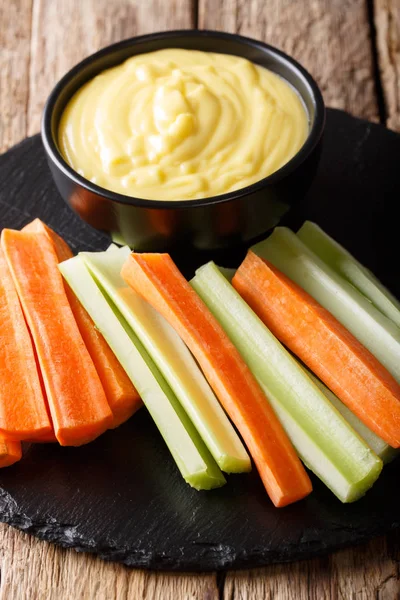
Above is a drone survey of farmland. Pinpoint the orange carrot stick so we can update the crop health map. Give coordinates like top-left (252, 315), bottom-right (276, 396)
top-left (1, 229), bottom-right (113, 446)
top-left (25, 343), bottom-right (57, 443)
top-left (121, 253), bottom-right (312, 507)
top-left (23, 220), bottom-right (142, 427)
top-left (29, 431), bottom-right (57, 443)
top-left (0, 434), bottom-right (22, 468)
top-left (0, 248), bottom-right (52, 441)
top-left (233, 251), bottom-right (400, 447)
top-left (23, 219), bottom-right (74, 262)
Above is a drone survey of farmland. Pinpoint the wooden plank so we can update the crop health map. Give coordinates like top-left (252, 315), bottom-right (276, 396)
top-left (0, 0), bottom-right (33, 152)
top-left (27, 0), bottom-right (196, 135)
top-left (0, 527), bottom-right (218, 600)
top-left (329, 530), bottom-right (400, 599)
top-left (198, 0), bottom-right (379, 122)
top-left (0, 1), bottom-right (398, 599)
top-left (222, 531), bottom-right (400, 599)
top-left (375, 0), bottom-right (400, 131)
top-left (1, 526), bottom-right (399, 600)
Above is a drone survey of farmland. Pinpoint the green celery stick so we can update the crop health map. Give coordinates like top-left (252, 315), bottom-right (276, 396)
top-left (192, 261), bottom-right (383, 502)
top-left (80, 248), bottom-right (251, 474)
top-left (298, 363), bottom-right (398, 464)
top-left (252, 227), bottom-right (400, 384)
top-left (298, 221), bottom-right (400, 328)
top-left (106, 243), bottom-right (121, 253)
top-left (59, 256), bottom-right (226, 491)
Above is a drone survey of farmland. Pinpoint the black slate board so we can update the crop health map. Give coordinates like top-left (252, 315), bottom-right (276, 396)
top-left (0, 108), bottom-right (400, 571)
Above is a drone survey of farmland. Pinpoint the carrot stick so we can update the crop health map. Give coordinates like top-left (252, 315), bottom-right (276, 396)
top-left (233, 251), bottom-right (400, 447)
top-left (25, 343), bottom-right (57, 443)
top-left (29, 430), bottom-right (57, 443)
top-left (121, 253), bottom-right (312, 507)
top-left (0, 248), bottom-right (52, 441)
top-left (23, 219), bottom-right (74, 262)
top-left (1, 229), bottom-right (113, 446)
top-left (23, 220), bottom-right (142, 428)
top-left (0, 434), bottom-right (22, 468)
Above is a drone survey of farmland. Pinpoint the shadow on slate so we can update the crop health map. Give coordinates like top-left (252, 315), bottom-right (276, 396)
top-left (0, 108), bottom-right (399, 571)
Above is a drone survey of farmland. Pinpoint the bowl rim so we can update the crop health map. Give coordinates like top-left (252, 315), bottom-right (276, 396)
top-left (42, 28), bottom-right (326, 210)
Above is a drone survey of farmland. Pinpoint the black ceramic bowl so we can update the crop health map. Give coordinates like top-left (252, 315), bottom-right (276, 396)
top-left (42, 30), bottom-right (325, 256)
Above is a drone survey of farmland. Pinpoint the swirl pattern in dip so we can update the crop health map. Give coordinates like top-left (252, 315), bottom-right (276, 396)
top-left (58, 49), bottom-right (309, 201)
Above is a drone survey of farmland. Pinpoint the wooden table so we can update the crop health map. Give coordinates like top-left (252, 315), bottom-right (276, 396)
top-left (1, 1), bottom-right (400, 597)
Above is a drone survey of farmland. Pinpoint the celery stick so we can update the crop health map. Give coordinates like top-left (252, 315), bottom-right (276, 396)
top-left (80, 248), bottom-right (250, 474)
top-left (59, 256), bottom-right (226, 490)
top-left (106, 243), bottom-right (121, 253)
top-left (298, 221), bottom-right (400, 328)
top-left (252, 227), bottom-right (400, 383)
top-left (192, 262), bottom-right (383, 502)
top-left (299, 365), bottom-right (398, 464)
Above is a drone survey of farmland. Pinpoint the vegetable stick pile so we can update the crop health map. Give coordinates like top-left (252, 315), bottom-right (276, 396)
top-left (1, 219), bottom-right (399, 508)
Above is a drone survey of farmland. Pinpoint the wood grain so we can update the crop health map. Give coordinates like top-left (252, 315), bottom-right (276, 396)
top-left (27, 0), bottom-right (195, 135)
top-left (222, 531), bottom-right (400, 599)
top-left (375, 0), bottom-right (400, 130)
top-left (1, 1), bottom-right (400, 598)
top-left (0, 527), bottom-right (218, 600)
top-left (0, 0), bottom-right (33, 153)
top-left (1, 527), bottom-right (399, 599)
top-left (198, 0), bottom-right (379, 123)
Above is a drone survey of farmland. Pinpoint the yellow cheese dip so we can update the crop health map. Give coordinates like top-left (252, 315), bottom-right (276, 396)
top-left (58, 49), bottom-right (309, 201)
